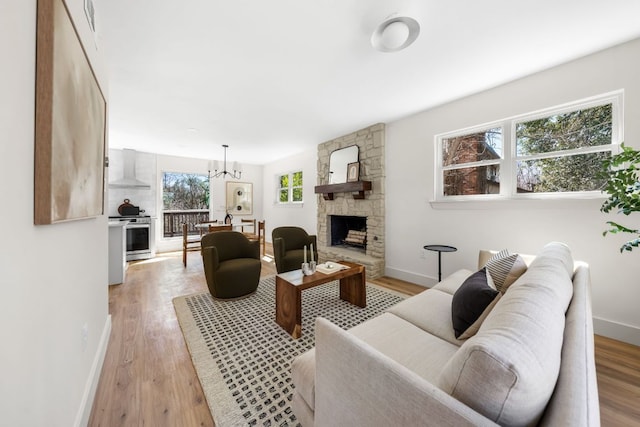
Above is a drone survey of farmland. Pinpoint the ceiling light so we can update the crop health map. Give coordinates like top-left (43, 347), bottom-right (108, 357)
top-left (209, 144), bottom-right (242, 179)
top-left (371, 16), bottom-right (420, 53)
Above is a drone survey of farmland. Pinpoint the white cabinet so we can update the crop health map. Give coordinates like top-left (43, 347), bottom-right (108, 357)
top-left (108, 221), bottom-right (127, 285)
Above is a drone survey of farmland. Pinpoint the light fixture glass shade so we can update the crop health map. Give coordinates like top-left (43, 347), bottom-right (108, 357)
top-left (381, 21), bottom-right (410, 50)
top-left (371, 16), bottom-right (420, 53)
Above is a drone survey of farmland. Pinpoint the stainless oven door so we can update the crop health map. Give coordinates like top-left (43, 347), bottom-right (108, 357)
top-left (125, 223), bottom-right (151, 260)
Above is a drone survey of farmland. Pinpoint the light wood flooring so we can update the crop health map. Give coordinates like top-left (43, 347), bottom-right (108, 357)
top-left (89, 246), bottom-right (640, 426)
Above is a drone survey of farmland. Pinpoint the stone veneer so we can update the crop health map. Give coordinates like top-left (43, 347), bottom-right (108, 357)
top-left (316, 123), bottom-right (385, 278)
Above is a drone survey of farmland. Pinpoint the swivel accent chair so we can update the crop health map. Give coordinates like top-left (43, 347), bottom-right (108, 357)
top-left (201, 231), bottom-right (261, 299)
top-left (272, 226), bottom-right (318, 273)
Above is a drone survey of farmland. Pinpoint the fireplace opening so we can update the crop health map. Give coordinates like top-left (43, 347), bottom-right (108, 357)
top-left (330, 215), bottom-right (367, 252)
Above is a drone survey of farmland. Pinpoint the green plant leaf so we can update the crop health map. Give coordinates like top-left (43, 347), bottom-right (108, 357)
top-left (600, 143), bottom-right (640, 252)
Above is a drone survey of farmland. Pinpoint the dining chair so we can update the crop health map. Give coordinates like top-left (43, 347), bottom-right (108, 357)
top-left (198, 220), bottom-right (219, 236)
top-left (208, 224), bottom-right (232, 232)
top-left (241, 220), bottom-right (265, 255)
top-left (182, 223), bottom-right (202, 267)
top-left (241, 218), bottom-right (256, 233)
top-left (257, 220), bottom-right (266, 256)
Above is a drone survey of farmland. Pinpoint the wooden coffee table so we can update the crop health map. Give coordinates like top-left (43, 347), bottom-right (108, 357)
top-left (275, 261), bottom-right (366, 339)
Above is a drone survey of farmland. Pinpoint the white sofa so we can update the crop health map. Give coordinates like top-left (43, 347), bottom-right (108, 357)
top-left (291, 242), bottom-right (600, 426)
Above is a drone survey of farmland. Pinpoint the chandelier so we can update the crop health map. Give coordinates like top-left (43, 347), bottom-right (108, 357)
top-left (209, 144), bottom-right (242, 179)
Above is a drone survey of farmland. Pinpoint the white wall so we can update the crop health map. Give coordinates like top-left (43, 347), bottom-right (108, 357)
top-left (385, 38), bottom-right (640, 345)
top-left (262, 149), bottom-right (318, 242)
top-left (0, 1), bottom-right (110, 425)
top-left (151, 153), bottom-right (264, 253)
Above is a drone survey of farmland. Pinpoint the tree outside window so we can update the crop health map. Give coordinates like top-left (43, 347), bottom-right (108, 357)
top-left (278, 171), bottom-right (303, 203)
top-left (515, 104), bottom-right (612, 193)
top-left (162, 172), bottom-right (210, 237)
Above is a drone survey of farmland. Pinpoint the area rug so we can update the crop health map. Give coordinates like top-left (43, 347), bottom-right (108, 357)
top-left (173, 275), bottom-right (406, 427)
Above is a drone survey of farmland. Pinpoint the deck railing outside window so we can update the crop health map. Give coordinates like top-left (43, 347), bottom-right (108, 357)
top-left (163, 210), bottom-right (209, 237)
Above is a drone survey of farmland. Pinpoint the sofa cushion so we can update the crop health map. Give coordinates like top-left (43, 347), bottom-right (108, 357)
top-left (451, 268), bottom-right (500, 339)
top-left (349, 312), bottom-right (460, 384)
top-left (437, 242), bottom-right (574, 426)
top-left (292, 312), bottom-right (461, 414)
top-left (431, 269), bottom-right (475, 295)
top-left (387, 289), bottom-right (464, 346)
top-left (483, 249), bottom-right (528, 292)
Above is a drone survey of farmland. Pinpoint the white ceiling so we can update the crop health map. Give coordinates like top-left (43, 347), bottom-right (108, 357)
top-left (97, 0), bottom-right (640, 165)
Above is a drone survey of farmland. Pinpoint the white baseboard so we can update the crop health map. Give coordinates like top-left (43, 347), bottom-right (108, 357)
top-left (593, 316), bottom-right (640, 346)
top-left (74, 314), bottom-right (112, 427)
top-left (384, 267), bottom-right (433, 288)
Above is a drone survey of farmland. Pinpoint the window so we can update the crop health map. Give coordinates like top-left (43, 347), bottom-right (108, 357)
top-left (435, 92), bottom-right (622, 201)
top-left (278, 171), bottom-right (303, 204)
top-left (441, 127), bottom-right (503, 196)
top-left (162, 172), bottom-right (210, 237)
top-left (515, 104), bottom-right (612, 193)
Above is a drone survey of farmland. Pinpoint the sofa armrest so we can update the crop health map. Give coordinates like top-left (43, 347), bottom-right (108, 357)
top-left (313, 317), bottom-right (497, 427)
top-left (539, 262), bottom-right (600, 426)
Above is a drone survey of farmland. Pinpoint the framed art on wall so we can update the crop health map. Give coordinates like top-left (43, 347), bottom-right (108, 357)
top-left (226, 182), bottom-right (253, 215)
top-left (347, 162), bottom-right (360, 182)
top-left (34, 0), bottom-right (107, 224)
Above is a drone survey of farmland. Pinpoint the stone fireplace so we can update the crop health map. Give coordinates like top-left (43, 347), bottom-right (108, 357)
top-left (316, 123), bottom-right (385, 278)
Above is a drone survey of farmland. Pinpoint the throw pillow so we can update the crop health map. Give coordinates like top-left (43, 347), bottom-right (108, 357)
top-left (484, 249), bottom-right (528, 293)
top-left (451, 268), bottom-right (500, 339)
top-left (458, 293), bottom-right (501, 340)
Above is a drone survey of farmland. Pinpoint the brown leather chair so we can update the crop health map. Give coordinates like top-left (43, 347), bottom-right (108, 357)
top-left (272, 226), bottom-right (318, 273)
top-left (201, 231), bottom-right (261, 299)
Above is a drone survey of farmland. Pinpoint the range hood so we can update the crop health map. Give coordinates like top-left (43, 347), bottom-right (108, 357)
top-left (109, 149), bottom-right (151, 189)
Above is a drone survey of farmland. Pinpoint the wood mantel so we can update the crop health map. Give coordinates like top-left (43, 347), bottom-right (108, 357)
top-left (314, 181), bottom-right (372, 200)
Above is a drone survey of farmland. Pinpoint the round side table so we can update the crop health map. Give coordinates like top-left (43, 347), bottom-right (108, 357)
top-left (423, 245), bottom-right (457, 282)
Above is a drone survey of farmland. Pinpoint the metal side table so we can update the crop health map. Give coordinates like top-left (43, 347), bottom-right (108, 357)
top-left (423, 244), bottom-right (457, 282)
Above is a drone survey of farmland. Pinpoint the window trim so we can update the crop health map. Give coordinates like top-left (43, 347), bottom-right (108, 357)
top-left (433, 90), bottom-right (623, 204)
top-left (276, 170), bottom-right (304, 205)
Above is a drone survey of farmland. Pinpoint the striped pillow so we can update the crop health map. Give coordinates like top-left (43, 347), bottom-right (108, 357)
top-left (485, 249), bottom-right (528, 293)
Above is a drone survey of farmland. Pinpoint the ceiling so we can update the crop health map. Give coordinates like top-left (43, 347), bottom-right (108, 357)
top-left (97, 0), bottom-right (640, 165)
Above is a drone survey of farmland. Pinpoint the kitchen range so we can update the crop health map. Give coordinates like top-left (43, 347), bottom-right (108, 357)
top-left (109, 199), bottom-right (156, 261)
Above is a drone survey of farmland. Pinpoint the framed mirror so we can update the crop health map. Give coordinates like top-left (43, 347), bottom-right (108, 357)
top-left (328, 145), bottom-right (359, 184)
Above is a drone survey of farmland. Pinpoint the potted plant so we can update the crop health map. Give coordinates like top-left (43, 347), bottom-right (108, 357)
top-left (600, 143), bottom-right (640, 252)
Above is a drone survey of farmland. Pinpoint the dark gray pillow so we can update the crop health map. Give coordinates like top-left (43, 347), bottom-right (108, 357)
top-left (451, 268), bottom-right (499, 339)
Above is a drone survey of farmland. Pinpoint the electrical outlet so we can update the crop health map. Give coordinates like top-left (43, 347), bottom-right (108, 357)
top-left (81, 323), bottom-right (89, 351)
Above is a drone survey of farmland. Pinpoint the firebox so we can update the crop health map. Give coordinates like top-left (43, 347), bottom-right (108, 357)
top-left (330, 215), bottom-right (367, 251)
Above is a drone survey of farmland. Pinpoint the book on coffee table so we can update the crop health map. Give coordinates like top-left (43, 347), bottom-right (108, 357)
top-left (316, 262), bottom-right (349, 274)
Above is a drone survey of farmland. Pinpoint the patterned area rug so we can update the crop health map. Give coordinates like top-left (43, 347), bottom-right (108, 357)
top-left (173, 275), bottom-right (405, 427)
